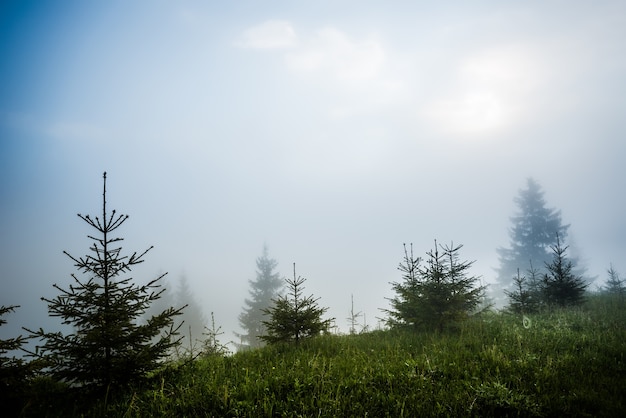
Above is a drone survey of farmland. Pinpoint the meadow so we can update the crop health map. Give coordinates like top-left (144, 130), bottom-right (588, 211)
top-left (20, 295), bottom-right (626, 417)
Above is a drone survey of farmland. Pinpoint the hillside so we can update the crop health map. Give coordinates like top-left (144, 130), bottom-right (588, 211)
top-left (16, 295), bottom-right (623, 417)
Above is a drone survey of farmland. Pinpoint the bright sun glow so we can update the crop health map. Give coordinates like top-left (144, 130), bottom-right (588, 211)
top-left (426, 46), bottom-right (540, 138)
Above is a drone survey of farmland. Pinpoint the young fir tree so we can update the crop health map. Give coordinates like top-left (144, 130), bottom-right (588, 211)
top-left (504, 268), bottom-right (540, 314)
top-left (261, 264), bottom-right (333, 345)
top-left (385, 243), bottom-right (422, 330)
top-left (346, 294), bottom-right (363, 335)
top-left (238, 245), bottom-right (283, 348)
top-left (541, 233), bottom-right (588, 308)
top-left (25, 173), bottom-right (184, 392)
top-left (495, 178), bottom-right (569, 305)
top-left (604, 264), bottom-right (625, 299)
top-left (385, 241), bottom-right (486, 332)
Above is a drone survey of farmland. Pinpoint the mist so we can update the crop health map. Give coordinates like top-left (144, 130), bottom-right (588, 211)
top-left (1, 1), bottom-right (625, 348)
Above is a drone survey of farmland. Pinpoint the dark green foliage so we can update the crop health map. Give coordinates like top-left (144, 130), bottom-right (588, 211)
top-left (1, 305), bottom-right (33, 415)
top-left (0, 305), bottom-right (28, 382)
top-left (261, 263), bottom-right (333, 345)
top-left (25, 172), bottom-right (184, 392)
top-left (385, 243), bottom-right (422, 329)
top-left (238, 245), bottom-right (283, 348)
top-left (386, 242), bottom-right (486, 332)
top-left (541, 234), bottom-right (587, 307)
top-left (496, 178), bottom-right (569, 302)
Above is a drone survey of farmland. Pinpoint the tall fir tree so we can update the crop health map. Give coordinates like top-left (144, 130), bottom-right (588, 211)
top-left (25, 172), bottom-right (184, 392)
top-left (385, 241), bottom-right (486, 332)
top-left (541, 233), bottom-right (588, 307)
top-left (238, 245), bottom-right (283, 348)
top-left (495, 178), bottom-right (569, 305)
top-left (261, 264), bottom-right (333, 345)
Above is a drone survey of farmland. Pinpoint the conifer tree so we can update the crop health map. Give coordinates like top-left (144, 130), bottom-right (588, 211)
top-left (238, 245), bottom-right (283, 348)
top-left (25, 172), bottom-right (184, 392)
top-left (504, 268), bottom-right (540, 314)
top-left (385, 243), bottom-right (422, 330)
top-left (605, 264), bottom-right (625, 296)
top-left (495, 178), bottom-right (569, 304)
top-left (346, 294), bottom-right (363, 335)
top-left (385, 241), bottom-right (486, 332)
top-left (261, 264), bottom-right (333, 345)
top-left (1, 305), bottom-right (31, 411)
top-left (541, 234), bottom-right (587, 307)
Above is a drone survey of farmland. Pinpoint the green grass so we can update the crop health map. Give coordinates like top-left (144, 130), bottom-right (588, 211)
top-left (18, 295), bottom-right (626, 417)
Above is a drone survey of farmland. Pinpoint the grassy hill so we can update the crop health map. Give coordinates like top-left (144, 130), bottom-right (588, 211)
top-left (19, 295), bottom-right (626, 417)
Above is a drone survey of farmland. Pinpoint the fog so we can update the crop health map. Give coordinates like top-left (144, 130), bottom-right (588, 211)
top-left (1, 1), bottom-right (625, 346)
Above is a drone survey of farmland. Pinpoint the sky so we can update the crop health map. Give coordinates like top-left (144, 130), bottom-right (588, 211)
top-left (1, 0), bottom-right (625, 345)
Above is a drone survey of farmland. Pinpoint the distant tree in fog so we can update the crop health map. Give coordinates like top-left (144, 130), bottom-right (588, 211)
top-left (24, 172), bottom-right (185, 392)
top-left (175, 275), bottom-right (207, 355)
top-left (385, 242), bottom-right (486, 332)
top-left (238, 245), bottom-right (283, 348)
top-left (346, 294), bottom-right (363, 334)
top-left (261, 264), bottom-right (333, 345)
top-left (495, 178), bottom-right (569, 304)
top-left (540, 234), bottom-right (587, 307)
top-left (604, 264), bottom-right (625, 298)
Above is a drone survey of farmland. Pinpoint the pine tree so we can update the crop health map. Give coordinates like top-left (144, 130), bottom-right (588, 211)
top-left (385, 243), bottom-right (422, 330)
top-left (1, 305), bottom-right (32, 412)
top-left (261, 264), bottom-right (333, 345)
top-left (604, 264), bottom-right (625, 306)
top-left (385, 241), bottom-right (486, 332)
top-left (25, 172), bottom-right (184, 392)
top-left (495, 178), bottom-right (569, 304)
top-left (238, 245), bottom-right (283, 348)
top-left (504, 268), bottom-right (540, 314)
top-left (605, 265), bottom-right (624, 294)
top-left (541, 233), bottom-right (587, 307)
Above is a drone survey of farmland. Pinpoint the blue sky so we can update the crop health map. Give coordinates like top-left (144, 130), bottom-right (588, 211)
top-left (1, 0), bottom-right (625, 341)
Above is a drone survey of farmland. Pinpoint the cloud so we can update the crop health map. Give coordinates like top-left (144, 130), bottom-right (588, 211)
top-left (235, 20), bottom-right (297, 49)
top-left (286, 28), bottom-right (385, 83)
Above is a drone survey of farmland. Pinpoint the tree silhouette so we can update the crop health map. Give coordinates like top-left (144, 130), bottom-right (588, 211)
top-left (604, 265), bottom-right (625, 297)
top-left (495, 178), bottom-right (569, 304)
top-left (261, 264), bottom-right (333, 345)
top-left (25, 172), bottom-right (184, 392)
top-left (504, 268), bottom-right (540, 314)
top-left (1, 305), bottom-right (32, 413)
top-left (238, 245), bottom-right (283, 348)
top-left (386, 241), bottom-right (486, 332)
top-left (541, 234), bottom-right (587, 307)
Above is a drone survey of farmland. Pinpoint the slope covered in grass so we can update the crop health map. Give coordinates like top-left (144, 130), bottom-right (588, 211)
top-left (20, 296), bottom-right (626, 417)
